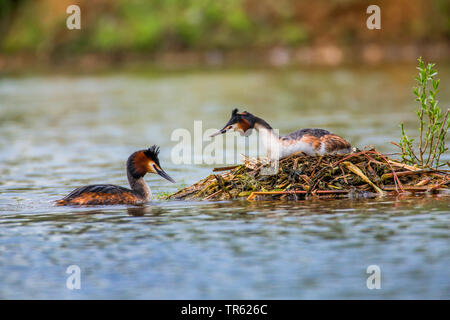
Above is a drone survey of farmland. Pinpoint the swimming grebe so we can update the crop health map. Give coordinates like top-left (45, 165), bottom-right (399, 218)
top-left (56, 146), bottom-right (174, 206)
top-left (210, 109), bottom-right (352, 159)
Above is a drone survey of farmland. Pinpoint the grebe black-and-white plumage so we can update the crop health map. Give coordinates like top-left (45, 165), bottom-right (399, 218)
top-left (56, 146), bottom-right (174, 206)
top-left (210, 109), bottom-right (352, 159)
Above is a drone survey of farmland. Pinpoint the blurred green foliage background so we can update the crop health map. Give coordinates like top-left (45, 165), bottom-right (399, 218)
top-left (1, 0), bottom-right (448, 55)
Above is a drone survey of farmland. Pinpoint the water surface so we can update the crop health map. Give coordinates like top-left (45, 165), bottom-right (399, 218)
top-left (0, 65), bottom-right (449, 299)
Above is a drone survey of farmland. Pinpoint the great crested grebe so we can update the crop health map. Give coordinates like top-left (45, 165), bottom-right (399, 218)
top-left (56, 146), bottom-right (174, 206)
top-left (210, 109), bottom-right (352, 159)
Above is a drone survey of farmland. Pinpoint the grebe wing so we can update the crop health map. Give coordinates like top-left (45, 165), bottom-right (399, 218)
top-left (61, 184), bottom-right (133, 200)
top-left (282, 128), bottom-right (330, 140)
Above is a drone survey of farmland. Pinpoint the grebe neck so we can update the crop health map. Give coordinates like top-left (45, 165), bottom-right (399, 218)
top-left (127, 171), bottom-right (152, 201)
top-left (254, 121), bottom-right (281, 159)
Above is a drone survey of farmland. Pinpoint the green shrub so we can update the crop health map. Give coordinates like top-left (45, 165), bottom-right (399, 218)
top-left (398, 57), bottom-right (449, 168)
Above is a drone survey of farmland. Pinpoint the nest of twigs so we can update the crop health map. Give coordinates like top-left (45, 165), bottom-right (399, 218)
top-left (167, 149), bottom-right (450, 201)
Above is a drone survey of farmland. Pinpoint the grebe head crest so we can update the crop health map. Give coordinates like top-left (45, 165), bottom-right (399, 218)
top-left (127, 145), bottom-right (175, 183)
top-left (210, 108), bottom-right (257, 137)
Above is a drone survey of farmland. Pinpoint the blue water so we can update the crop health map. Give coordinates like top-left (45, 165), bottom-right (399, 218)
top-left (0, 67), bottom-right (449, 299)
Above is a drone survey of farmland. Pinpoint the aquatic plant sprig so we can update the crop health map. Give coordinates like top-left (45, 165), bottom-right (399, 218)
top-left (398, 57), bottom-right (449, 168)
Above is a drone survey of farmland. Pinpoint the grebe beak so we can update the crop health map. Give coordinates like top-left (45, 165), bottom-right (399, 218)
top-left (155, 166), bottom-right (175, 183)
top-left (210, 128), bottom-right (227, 137)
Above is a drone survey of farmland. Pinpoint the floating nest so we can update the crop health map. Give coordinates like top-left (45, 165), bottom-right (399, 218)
top-left (167, 149), bottom-right (450, 201)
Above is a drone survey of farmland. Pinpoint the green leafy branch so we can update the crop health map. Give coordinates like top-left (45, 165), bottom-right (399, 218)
top-left (398, 57), bottom-right (449, 168)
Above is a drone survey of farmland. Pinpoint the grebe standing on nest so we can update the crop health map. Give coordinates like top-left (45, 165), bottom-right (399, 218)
top-left (210, 109), bottom-right (352, 160)
top-left (56, 146), bottom-right (174, 206)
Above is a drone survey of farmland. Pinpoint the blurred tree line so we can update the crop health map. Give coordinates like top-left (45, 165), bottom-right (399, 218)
top-left (0, 0), bottom-right (449, 55)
